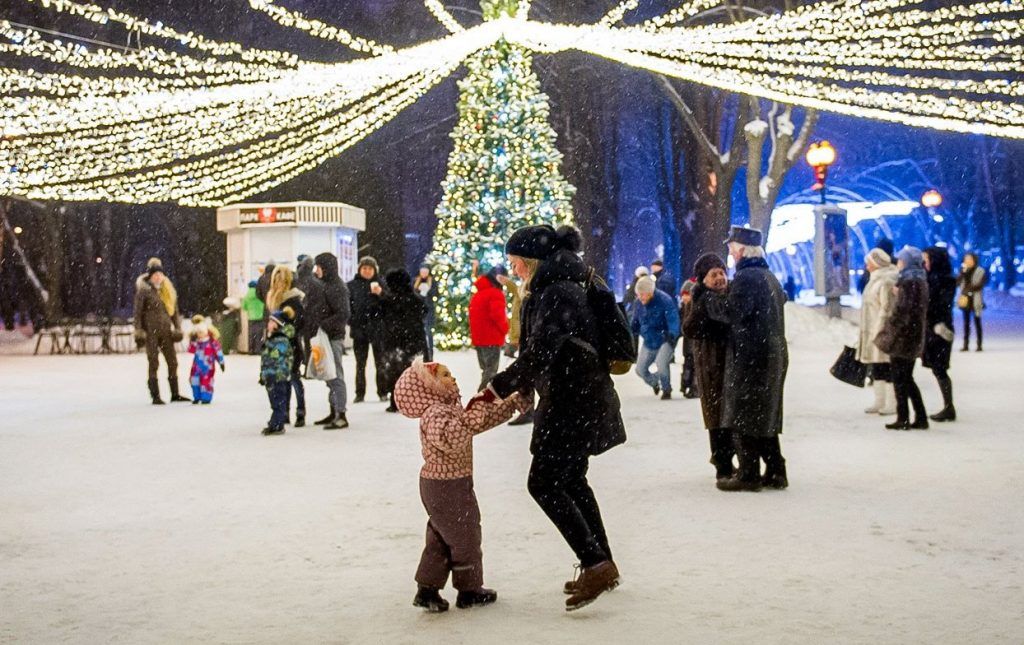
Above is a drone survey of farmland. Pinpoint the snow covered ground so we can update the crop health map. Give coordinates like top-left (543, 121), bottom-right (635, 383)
top-left (2, 305), bottom-right (1023, 644)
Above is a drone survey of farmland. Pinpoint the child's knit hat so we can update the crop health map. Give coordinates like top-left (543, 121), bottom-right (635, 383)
top-left (269, 306), bottom-right (294, 327)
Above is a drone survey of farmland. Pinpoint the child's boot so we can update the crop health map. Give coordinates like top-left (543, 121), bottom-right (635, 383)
top-left (456, 588), bottom-right (497, 609)
top-left (413, 586), bottom-right (449, 613)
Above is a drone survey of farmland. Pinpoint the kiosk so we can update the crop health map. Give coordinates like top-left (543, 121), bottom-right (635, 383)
top-left (217, 201), bottom-right (366, 297)
top-left (216, 201), bottom-right (366, 350)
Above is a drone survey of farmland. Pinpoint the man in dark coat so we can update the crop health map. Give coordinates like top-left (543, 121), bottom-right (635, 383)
top-left (683, 253), bottom-right (735, 482)
top-left (133, 264), bottom-right (188, 404)
top-left (348, 256), bottom-right (386, 403)
top-left (708, 227), bottom-right (789, 492)
top-left (314, 252), bottom-right (351, 430)
top-left (373, 268), bottom-right (428, 412)
top-left (294, 255), bottom-right (326, 373)
top-left (650, 259), bottom-right (676, 297)
top-left (487, 224), bottom-right (625, 612)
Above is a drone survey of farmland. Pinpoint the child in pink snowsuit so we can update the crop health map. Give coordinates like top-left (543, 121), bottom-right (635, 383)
top-left (394, 359), bottom-right (525, 613)
top-left (188, 317), bottom-right (225, 404)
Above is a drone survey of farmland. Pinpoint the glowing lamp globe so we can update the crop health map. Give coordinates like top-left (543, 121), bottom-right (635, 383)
top-left (921, 189), bottom-right (943, 208)
top-left (805, 141), bottom-right (837, 169)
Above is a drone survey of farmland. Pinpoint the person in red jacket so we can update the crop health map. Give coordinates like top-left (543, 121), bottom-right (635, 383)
top-left (469, 266), bottom-right (510, 391)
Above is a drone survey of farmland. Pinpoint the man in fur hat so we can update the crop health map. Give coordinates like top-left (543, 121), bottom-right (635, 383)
top-left (133, 258), bottom-right (188, 404)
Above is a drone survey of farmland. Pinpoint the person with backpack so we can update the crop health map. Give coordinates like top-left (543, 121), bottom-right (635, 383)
top-left (485, 224), bottom-right (626, 612)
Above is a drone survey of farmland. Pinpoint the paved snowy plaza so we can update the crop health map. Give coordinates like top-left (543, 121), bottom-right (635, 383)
top-left (2, 306), bottom-right (1023, 644)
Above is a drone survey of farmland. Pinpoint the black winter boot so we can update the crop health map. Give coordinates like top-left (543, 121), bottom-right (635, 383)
top-left (717, 435), bottom-right (762, 492)
top-left (760, 436), bottom-right (788, 490)
top-left (929, 377), bottom-right (956, 422)
top-left (168, 377), bottom-right (190, 402)
top-left (708, 429), bottom-right (735, 481)
top-left (324, 412), bottom-right (349, 430)
top-left (413, 586), bottom-right (449, 613)
top-left (148, 378), bottom-right (165, 405)
top-left (294, 412), bottom-right (306, 428)
top-left (315, 405), bottom-right (336, 425)
top-left (456, 588), bottom-right (498, 609)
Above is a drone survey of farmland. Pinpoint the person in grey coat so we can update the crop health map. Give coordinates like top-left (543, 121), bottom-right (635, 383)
top-left (706, 226), bottom-right (789, 492)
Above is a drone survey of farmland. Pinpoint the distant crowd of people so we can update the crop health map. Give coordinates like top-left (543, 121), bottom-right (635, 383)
top-left (856, 239), bottom-right (988, 430)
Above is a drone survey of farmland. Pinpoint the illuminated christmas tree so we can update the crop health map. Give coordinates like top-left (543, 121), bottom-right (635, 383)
top-left (427, 0), bottom-right (575, 349)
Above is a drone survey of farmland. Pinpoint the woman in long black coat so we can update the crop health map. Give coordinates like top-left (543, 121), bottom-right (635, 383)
top-left (375, 268), bottom-right (427, 412)
top-left (923, 246), bottom-right (957, 422)
top-left (874, 247), bottom-right (929, 430)
top-left (488, 224), bottom-right (625, 611)
top-left (682, 253), bottom-right (734, 482)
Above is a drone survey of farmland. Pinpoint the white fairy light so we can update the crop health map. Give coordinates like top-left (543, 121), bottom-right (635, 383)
top-left (2, 0), bottom-right (1022, 207)
top-left (424, 0), bottom-right (465, 33)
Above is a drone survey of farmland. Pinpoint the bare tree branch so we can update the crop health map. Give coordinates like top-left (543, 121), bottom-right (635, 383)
top-left (657, 75), bottom-right (724, 175)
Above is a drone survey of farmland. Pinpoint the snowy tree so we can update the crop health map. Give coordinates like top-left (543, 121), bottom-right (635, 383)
top-left (427, 0), bottom-right (574, 349)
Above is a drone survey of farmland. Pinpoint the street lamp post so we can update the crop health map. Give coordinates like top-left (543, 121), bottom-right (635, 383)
top-left (920, 189), bottom-right (944, 244)
top-left (807, 141), bottom-right (845, 318)
top-left (806, 141), bottom-right (837, 204)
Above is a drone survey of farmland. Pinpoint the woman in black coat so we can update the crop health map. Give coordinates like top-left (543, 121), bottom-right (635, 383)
top-left (682, 253), bottom-right (734, 482)
top-left (374, 268), bottom-right (427, 411)
top-left (487, 224), bottom-right (625, 611)
top-left (923, 246), bottom-right (958, 422)
top-left (874, 247), bottom-right (929, 430)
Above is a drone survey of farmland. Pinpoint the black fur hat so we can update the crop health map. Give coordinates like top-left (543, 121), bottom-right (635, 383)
top-left (693, 253), bottom-right (727, 282)
top-left (505, 224), bottom-right (582, 261)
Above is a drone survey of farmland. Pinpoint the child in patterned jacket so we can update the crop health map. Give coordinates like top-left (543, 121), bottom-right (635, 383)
top-left (259, 308), bottom-right (295, 436)
top-left (394, 359), bottom-right (526, 613)
top-left (188, 315), bottom-right (225, 404)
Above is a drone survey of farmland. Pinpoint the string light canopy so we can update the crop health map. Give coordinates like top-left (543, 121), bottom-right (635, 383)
top-left (2, 0), bottom-right (1021, 206)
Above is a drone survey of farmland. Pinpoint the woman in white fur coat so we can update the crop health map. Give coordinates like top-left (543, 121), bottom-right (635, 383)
top-left (857, 248), bottom-right (899, 415)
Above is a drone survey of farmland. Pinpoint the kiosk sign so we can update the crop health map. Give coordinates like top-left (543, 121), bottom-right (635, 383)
top-left (239, 207), bottom-right (296, 225)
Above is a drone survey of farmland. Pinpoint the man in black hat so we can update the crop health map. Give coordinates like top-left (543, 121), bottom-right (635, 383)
top-left (709, 226), bottom-right (789, 492)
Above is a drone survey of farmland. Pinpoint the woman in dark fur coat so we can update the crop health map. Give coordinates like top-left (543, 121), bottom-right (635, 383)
top-left (874, 247), bottom-right (930, 430)
top-left (682, 253), bottom-right (735, 482)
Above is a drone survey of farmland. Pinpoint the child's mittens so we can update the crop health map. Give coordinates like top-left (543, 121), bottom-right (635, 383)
top-left (466, 387), bottom-right (497, 411)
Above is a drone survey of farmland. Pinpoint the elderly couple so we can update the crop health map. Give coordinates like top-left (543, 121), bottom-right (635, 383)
top-left (679, 226), bottom-right (790, 492)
